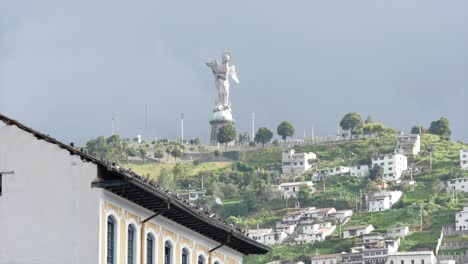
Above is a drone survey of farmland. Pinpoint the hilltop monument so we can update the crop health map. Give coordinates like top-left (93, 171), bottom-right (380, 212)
top-left (206, 52), bottom-right (239, 145)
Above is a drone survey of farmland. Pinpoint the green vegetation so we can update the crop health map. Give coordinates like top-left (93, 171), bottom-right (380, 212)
top-left (277, 121), bottom-right (295, 141)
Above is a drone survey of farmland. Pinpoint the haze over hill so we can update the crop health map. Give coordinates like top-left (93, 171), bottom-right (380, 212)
top-left (1, 0), bottom-right (467, 144)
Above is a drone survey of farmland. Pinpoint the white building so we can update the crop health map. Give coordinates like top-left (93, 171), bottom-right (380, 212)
top-left (350, 164), bottom-right (370, 177)
top-left (447, 177), bottom-right (468, 193)
top-left (343, 224), bottom-right (375, 239)
top-left (368, 191), bottom-right (403, 212)
top-left (311, 254), bottom-right (341, 264)
top-left (277, 181), bottom-right (315, 199)
top-left (0, 114), bottom-right (268, 264)
top-left (372, 154), bottom-right (408, 182)
top-left (461, 149), bottom-right (468, 170)
top-left (247, 228), bottom-right (288, 246)
top-left (179, 189), bottom-right (206, 202)
top-left (282, 149), bottom-right (317, 175)
top-left (456, 206), bottom-right (468, 231)
top-left (397, 133), bottom-right (421, 156)
top-left (330, 210), bottom-right (354, 221)
top-left (387, 226), bottom-right (410, 238)
top-left (387, 251), bottom-right (436, 264)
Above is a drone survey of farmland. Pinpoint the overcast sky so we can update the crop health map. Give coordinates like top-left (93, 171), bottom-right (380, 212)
top-left (1, 0), bottom-right (467, 144)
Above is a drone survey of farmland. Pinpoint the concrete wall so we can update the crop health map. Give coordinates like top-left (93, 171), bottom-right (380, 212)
top-left (0, 121), bottom-right (101, 264)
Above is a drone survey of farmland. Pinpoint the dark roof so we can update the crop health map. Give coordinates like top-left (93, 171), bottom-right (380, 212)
top-left (0, 113), bottom-right (270, 255)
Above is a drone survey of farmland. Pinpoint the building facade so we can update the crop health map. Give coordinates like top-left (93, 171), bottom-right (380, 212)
top-left (0, 114), bottom-right (268, 264)
top-left (461, 150), bottom-right (468, 170)
top-left (397, 134), bottom-right (421, 156)
top-left (350, 165), bottom-right (370, 177)
top-left (371, 154), bottom-right (408, 182)
top-left (343, 225), bottom-right (375, 239)
top-left (387, 251), bottom-right (436, 264)
top-left (368, 191), bottom-right (403, 212)
top-left (446, 177), bottom-right (468, 193)
top-left (455, 206), bottom-right (468, 231)
top-left (277, 181), bottom-right (315, 199)
top-left (282, 149), bottom-right (317, 175)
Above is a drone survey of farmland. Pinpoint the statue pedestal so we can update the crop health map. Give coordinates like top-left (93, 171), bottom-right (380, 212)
top-left (209, 109), bottom-right (233, 145)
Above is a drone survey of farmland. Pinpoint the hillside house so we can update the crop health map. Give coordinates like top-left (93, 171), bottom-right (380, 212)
top-left (0, 114), bottom-right (268, 264)
top-left (386, 226), bottom-right (410, 238)
top-left (461, 149), bottom-right (468, 170)
top-left (371, 154), bottom-right (408, 182)
top-left (282, 149), bottom-right (317, 175)
top-left (246, 228), bottom-right (288, 246)
top-left (368, 191), bottom-right (403, 212)
top-left (277, 181), bottom-right (315, 199)
top-left (456, 206), bottom-right (468, 231)
top-left (330, 210), bottom-right (354, 221)
top-left (387, 251), bottom-right (436, 264)
top-left (311, 254), bottom-right (341, 264)
top-left (343, 225), bottom-right (375, 239)
top-left (397, 133), bottom-right (421, 156)
top-left (447, 177), bottom-right (468, 192)
top-left (350, 164), bottom-right (370, 177)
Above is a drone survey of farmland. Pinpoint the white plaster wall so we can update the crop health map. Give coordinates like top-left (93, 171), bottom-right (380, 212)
top-left (0, 122), bottom-right (101, 264)
top-left (461, 150), bottom-right (468, 170)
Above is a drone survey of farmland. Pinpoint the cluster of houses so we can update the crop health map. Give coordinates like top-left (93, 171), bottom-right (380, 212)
top-left (247, 207), bottom-right (353, 245)
top-left (310, 226), bottom-right (440, 264)
top-left (283, 134), bottom-right (418, 184)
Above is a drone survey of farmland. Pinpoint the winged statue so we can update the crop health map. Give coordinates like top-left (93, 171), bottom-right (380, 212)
top-left (206, 53), bottom-right (239, 111)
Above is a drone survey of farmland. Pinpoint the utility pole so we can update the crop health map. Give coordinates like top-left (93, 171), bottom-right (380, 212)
top-left (429, 151), bottom-right (433, 173)
top-left (181, 114), bottom-right (184, 144)
top-left (251, 112), bottom-right (255, 143)
top-left (420, 205), bottom-right (423, 231)
top-left (201, 174), bottom-right (204, 190)
top-left (311, 123), bottom-right (315, 142)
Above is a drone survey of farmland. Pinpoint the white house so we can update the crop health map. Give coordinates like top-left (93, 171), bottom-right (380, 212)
top-left (372, 154), bottom-right (408, 182)
top-left (282, 149), bottom-right (317, 175)
top-left (350, 164), bottom-right (370, 177)
top-left (456, 206), bottom-right (468, 231)
top-left (247, 228), bottom-right (288, 246)
top-left (311, 254), bottom-right (341, 264)
top-left (397, 133), bottom-right (421, 156)
top-left (387, 226), bottom-right (410, 238)
top-left (277, 181), bottom-right (315, 199)
top-left (330, 210), bottom-right (354, 221)
top-left (179, 189), bottom-right (206, 202)
top-left (343, 224), bottom-right (375, 239)
top-left (447, 177), bottom-right (468, 193)
top-left (368, 191), bottom-right (403, 212)
top-left (461, 149), bottom-right (468, 170)
top-left (387, 251), bottom-right (436, 264)
top-left (0, 114), bottom-right (268, 264)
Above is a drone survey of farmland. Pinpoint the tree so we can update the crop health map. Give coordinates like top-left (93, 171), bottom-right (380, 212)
top-left (126, 147), bottom-right (137, 157)
top-left (297, 185), bottom-right (312, 204)
top-left (217, 123), bottom-right (236, 145)
top-left (369, 164), bottom-right (383, 181)
top-left (411, 125), bottom-right (427, 134)
top-left (165, 146), bottom-right (172, 162)
top-left (213, 149), bottom-right (222, 160)
top-left (171, 145), bottom-right (183, 162)
top-left (254, 127), bottom-right (273, 147)
top-left (365, 115), bottom-right (373, 124)
top-left (428, 117), bottom-right (451, 139)
top-left (154, 148), bottom-right (165, 159)
top-left (277, 121), bottom-right (295, 141)
top-left (138, 147), bottom-right (146, 161)
top-left (85, 134), bottom-right (128, 164)
top-left (340, 113), bottom-right (363, 138)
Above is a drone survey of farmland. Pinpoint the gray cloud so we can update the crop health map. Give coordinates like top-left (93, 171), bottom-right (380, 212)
top-left (1, 0), bottom-right (467, 144)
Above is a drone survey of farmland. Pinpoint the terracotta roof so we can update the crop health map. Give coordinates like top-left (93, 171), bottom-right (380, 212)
top-left (0, 113), bottom-right (270, 255)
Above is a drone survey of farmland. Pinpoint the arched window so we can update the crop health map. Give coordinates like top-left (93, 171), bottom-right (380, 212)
top-left (198, 255), bottom-right (205, 264)
top-left (146, 234), bottom-right (154, 264)
top-left (164, 241), bottom-right (172, 264)
top-left (127, 225), bottom-right (135, 264)
top-left (214, 261), bottom-right (221, 264)
top-left (107, 216), bottom-right (115, 264)
top-left (181, 248), bottom-right (189, 264)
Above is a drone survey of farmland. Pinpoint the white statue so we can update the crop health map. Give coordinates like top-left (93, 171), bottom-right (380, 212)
top-left (206, 53), bottom-right (239, 111)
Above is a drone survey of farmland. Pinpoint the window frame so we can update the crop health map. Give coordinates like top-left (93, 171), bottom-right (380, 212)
top-left (107, 216), bottom-right (116, 264)
top-left (164, 240), bottom-right (173, 264)
top-left (146, 233), bottom-right (155, 264)
top-left (181, 248), bottom-right (190, 264)
top-left (127, 224), bottom-right (136, 264)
